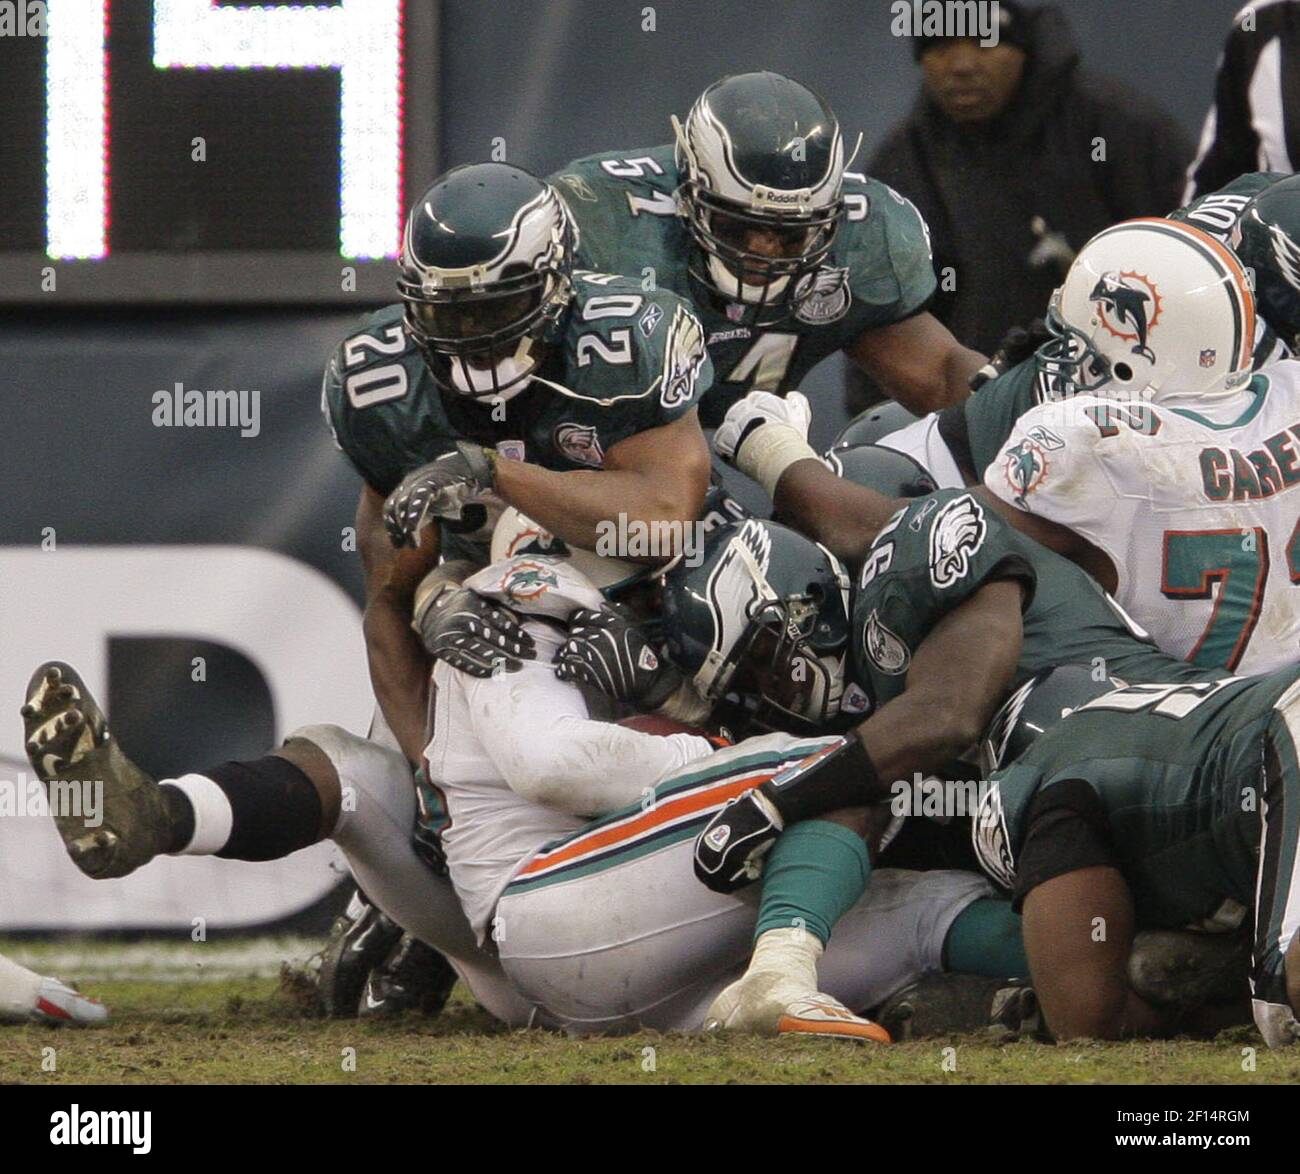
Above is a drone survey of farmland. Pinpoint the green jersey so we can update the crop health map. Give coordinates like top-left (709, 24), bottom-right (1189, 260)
top-left (550, 147), bottom-right (936, 425)
top-left (844, 489), bottom-right (1221, 719)
top-left (933, 358), bottom-right (1042, 486)
top-left (974, 667), bottom-right (1300, 1044)
top-left (321, 274), bottom-right (712, 555)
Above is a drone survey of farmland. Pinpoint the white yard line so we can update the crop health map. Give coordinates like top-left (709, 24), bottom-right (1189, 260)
top-left (0, 937), bottom-right (321, 982)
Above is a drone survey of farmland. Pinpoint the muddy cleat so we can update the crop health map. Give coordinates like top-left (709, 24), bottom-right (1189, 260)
top-left (21, 662), bottom-right (171, 880)
top-left (704, 927), bottom-right (889, 1042)
top-left (358, 934), bottom-right (458, 1019)
top-left (30, 977), bottom-right (109, 1027)
top-left (1128, 929), bottom-right (1249, 1011)
top-left (315, 889), bottom-right (404, 1018)
top-left (776, 996), bottom-right (891, 1042)
top-left (875, 974), bottom-right (1039, 1041)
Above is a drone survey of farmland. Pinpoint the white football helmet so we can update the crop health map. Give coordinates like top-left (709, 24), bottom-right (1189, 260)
top-left (1036, 218), bottom-right (1256, 404)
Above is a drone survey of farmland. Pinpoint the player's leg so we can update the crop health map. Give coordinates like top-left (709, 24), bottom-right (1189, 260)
top-left (0, 950), bottom-right (107, 1027)
top-left (21, 661), bottom-right (530, 1026)
top-left (495, 738), bottom-right (896, 1038)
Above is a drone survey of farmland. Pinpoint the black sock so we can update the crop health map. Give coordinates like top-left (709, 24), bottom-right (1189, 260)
top-left (201, 756), bottom-right (323, 861)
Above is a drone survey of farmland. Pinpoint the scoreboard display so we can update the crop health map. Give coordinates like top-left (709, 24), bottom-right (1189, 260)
top-left (0, 0), bottom-right (439, 303)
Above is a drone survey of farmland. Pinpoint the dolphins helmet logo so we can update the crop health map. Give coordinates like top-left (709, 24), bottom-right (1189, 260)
top-left (500, 560), bottom-right (560, 602)
top-left (1090, 271), bottom-right (1162, 363)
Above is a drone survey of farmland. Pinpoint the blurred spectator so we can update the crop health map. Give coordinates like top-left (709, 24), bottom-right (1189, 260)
top-left (1185, 1), bottom-right (1299, 201)
top-left (846, 1), bottom-right (1192, 413)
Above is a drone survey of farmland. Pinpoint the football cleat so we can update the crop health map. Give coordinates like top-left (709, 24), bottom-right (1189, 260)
top-left (30, 977), bottom-right (109, 1027)
top-left (358, 934), bottom-right (458, 1019)
top-left (1127, 929), bottom-right (1249, 1010)
top-left (704, 964), bottom-right (889, 1042)
top-left (314, 889), bottom-right (404, 1019)
top-left (875, 974), bottom-right (1040, 1041)
top-left (21, 662), bottom-right (172, 880)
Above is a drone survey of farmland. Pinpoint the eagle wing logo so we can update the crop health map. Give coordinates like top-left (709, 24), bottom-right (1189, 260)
top-left (929, 494), bottom-right (988, 589)
top-left (793, 265), bottom-right (852, 325)
top-left (1269, 223), bottom-right (1300, 293)
top-left (658, 305), bottom-right (707, 409)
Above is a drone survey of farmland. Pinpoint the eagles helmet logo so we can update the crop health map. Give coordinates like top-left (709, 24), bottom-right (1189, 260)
top-left (658, 304), bottom-right (708, 408)
top-left (929, 494), bottom-right (987, 588)
top-left (1267, 221), bottom-right (1300, 293)
top-left (863, 609), bottom-right (910, 676)
top-left (793, 265), bottom-right (852, 325)
top-left (1002, 438), bottom-right (1050, 508)
top-left (554, 422), bottom-right (605, 468)
top-left (1090, 271), bottom-right (1162, 363)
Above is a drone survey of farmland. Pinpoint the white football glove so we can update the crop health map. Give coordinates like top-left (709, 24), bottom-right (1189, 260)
top-left (713, 391), bottom-right (818, 497)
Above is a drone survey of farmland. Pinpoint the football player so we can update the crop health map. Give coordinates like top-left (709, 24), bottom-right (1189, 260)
top-left (325, 160), bottom-right (713, 767)
top-left (972, 667), bottom-right (1300, 1046)
top-left (549, 71), bottom-right (986, 427)
top-left (984, 217), bottom-right (1300, 675)
top-left (832, 174), bottom-right (1300, 492)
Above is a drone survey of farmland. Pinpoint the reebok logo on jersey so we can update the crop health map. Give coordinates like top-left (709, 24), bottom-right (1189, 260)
top-left (929, 495), bottom-right (987, 588)
top-left (639, 302), bottom-right (664, 337)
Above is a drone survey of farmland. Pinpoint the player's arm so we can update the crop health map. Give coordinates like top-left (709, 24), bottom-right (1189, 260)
top-left (460, 653), bottom-right (714, 817)
top-left (849, 577), bottom-right (1025, 783)
top-left (357, 484), bottom-right (443, 765)
top-left (493, 409), bottom-right (711, 562)
top-left (1021, 865), bottom-right (1172, 1040)
top-left (1249, 746), bottom-right (1300, 1047)
top-left (845, 311), bottom-right (984, 415)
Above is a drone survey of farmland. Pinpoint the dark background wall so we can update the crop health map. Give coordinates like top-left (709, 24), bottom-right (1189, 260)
top-left (436, 0), bottom-right (1236, 177)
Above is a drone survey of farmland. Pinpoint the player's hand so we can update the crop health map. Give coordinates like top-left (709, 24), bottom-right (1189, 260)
top-left (713, 390), bottom-right (812, 468)
top-left (968, 319), bottom-right (1054, 391)
top-left (693, 789), bottom-right (784, 893)
top-left (383, 443), bottom-right (497, 547)
top-left (418, 586), bottom-right (535, 677)
top-left (554, 605), bottom-right (682, 710)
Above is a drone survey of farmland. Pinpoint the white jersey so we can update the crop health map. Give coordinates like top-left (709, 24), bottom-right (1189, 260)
top-left (426, 619), bottom-right (715, 944)
top-left (985, 364), bottom-right (1300, 674)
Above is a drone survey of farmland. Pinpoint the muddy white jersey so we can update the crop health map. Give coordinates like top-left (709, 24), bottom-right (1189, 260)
top-left (425, 620), bottom-right (715, 944)
top-left (985, 365), bottom-right (1300, 674)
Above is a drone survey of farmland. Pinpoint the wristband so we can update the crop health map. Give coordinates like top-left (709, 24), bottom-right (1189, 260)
top-left (757, 735), bottom-right (884, 824)
top-left (736, 422), bottom-right (819, 499)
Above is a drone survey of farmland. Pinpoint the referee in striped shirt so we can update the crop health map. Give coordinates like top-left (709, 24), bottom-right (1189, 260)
top-left (1186, 0), bottom-right (1300, 201)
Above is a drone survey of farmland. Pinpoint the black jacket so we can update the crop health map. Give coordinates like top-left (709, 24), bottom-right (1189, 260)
top-left (866, 4), bottom-right (1193, 356)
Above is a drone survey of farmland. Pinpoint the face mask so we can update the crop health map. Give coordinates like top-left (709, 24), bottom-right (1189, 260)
top-left (448, 338), bottom-right (538, 399)
top-left (707, 254), bottom-right (792, 305)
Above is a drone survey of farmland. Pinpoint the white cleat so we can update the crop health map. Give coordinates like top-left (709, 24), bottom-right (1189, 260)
top-left (30, 976), bottom-right (109, 1027)
top-left (705, 970), bottom-right (890, 1042)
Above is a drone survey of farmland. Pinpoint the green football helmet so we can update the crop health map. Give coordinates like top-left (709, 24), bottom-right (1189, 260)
top-left (397, 163), bottom-right (577, 400)
top-left (1233, 175), bottom-right (1300, 352)
top-left (830, 401), bottom-right (921, 451)
top-left (824, 442), bottom-right (937, 498)
top-left (661, 517), bottom-right (852, 729)
top-left (673, 71), bottom-right (847, 325)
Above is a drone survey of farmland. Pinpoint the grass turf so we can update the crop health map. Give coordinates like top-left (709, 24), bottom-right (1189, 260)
top-left (0, 937), bottom-right (1295, 1085)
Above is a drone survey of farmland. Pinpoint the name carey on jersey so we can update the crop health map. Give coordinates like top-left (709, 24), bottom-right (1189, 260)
top-left (1200, 419), bottom-right (1300, 501)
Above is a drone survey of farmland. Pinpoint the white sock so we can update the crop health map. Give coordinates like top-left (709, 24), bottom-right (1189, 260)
top-left (750, 926), bottom-right (823, 990)
top-left (0, 951), bottom-right (44, 1019)
top-left (162, 773), bottom-right (234, 855)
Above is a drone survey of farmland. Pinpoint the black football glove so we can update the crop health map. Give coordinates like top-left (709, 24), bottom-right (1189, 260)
top-left (968, 318), bottom-right (1054, 392)
top-left (419, 587), bottom-right (535, 678)
top-left (693, 790), bottom-right (784, 893)
top-left (383, 442), bottom-right (496, 548)
top-left (554, 605), bottom-right (682, 710)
